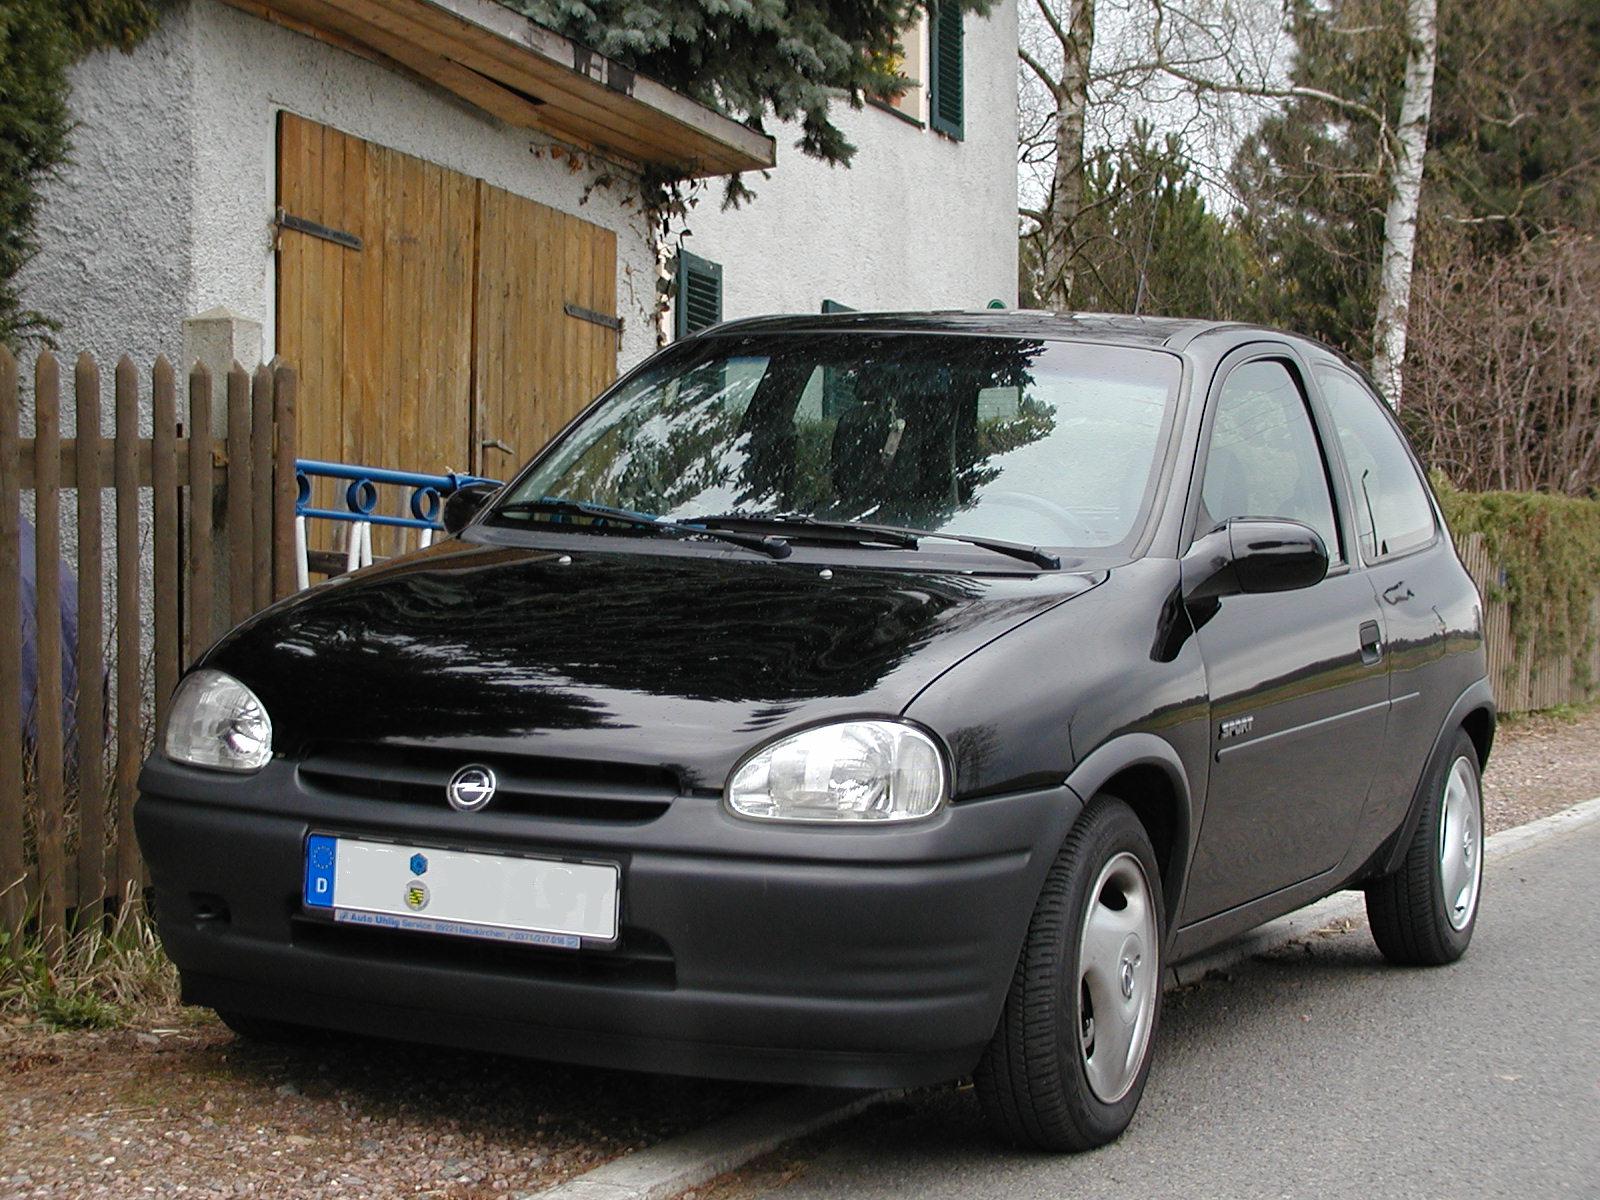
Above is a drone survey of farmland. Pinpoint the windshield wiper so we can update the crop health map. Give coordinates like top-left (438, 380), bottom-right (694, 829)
top-left (685, 514), bottom-right (1061, 570)
top-left (686, 514), bottom-right (920, 549)
top-left (492, 498), bottom-right (791, 559)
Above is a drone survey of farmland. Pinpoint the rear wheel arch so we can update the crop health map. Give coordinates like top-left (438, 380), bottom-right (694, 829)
top-left (1376, 679), bottom-right (1496, 878)
top-left (1461, 704), bottom-right (1495, 769)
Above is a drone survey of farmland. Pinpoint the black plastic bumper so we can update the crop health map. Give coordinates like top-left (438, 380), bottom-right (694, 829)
top-left (135, 757), bottom-right (1080, 1087)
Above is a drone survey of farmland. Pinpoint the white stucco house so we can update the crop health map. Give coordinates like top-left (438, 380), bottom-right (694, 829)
top-left (20, 0), bottom-right (1019, 479)
top-left (679, 1), bottom-right (1019, 325)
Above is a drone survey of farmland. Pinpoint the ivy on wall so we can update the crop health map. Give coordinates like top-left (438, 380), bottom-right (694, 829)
top-left (0, 0), bottom-right (175, 348)
top-left (1438, 478), bottom-right (1600, 684)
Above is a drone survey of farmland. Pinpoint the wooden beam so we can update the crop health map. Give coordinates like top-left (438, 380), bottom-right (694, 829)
top-left (215, 0), bottom-right (774, 176)
top-left (315, 0), bottom-right (698, 168)
top-left (417, 0), bottom-right (773, 168)
top-left (15, 438), bottom-right (227, 489)
top-left (250, 0), bottom-right (568, 140)
top-left (215, 0), bottom-right (388, 65)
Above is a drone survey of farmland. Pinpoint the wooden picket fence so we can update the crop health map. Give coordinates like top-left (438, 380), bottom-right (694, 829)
top-left (0, 348), bottom-right (297, 938)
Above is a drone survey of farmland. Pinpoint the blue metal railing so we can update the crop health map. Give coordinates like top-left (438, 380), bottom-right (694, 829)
top-left (294, 459), bottom-right (499, 585)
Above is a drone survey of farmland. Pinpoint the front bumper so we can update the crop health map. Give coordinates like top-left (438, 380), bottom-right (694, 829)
top-left (135, 756), bottom-right (1080, 1087)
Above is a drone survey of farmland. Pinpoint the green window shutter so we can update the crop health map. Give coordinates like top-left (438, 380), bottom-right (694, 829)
top-left (820, 299), bottom-right (856, 313)
top-left (929, 1), bottom-right (964, 140)
top-left (675, 250), bottom-right (723, 338)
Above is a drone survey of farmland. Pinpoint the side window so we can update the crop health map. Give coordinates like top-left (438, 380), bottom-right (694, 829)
top-left (1200, 359), bottom-right (1341, 560)
top-left (1317, 368), bottom-right (1437, 560)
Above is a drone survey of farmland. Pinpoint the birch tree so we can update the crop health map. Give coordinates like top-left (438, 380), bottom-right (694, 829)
top-left (1137, 0), bottom-right (1438, 403)
top-left (1019, 0), bottom-right (1297, 311)
top-left (1019, 0), bottom-right (1096, 309)
top-left (1369, 0), bottom-right (1437, 407)
top-left (1019, 0), bottom-right (1440, 401)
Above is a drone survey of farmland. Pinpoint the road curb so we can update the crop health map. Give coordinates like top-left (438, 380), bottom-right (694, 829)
top-left (535, 794), bottom-right (1600, 1200)
top-left (530, 1088), bottom-right (892, 1200)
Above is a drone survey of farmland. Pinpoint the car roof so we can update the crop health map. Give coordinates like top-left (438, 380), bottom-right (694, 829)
top-left (704, 310), bottom-right (1306, 353)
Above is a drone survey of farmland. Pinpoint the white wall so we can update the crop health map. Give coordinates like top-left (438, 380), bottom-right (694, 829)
top-left (679, 0), bottom-right (1019, 322)
top-left (18, 0), bottom-right (1021, 388)
top-left (17, 0), bottom-right (661, 384)
top-left (15, 8), bottom-right (200, 408)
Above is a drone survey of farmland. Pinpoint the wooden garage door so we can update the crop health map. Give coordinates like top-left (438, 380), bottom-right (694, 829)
top-left (275, 114), bottom-right (619, 490)
top-left (474, 182), bottom-right (619, 474)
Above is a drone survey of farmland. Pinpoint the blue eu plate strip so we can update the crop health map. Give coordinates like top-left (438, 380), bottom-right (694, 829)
top-left (304, 834), bottom-right (337, 908)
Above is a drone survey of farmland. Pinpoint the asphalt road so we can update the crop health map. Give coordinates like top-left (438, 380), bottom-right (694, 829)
top-left (736, 818), bottom-right (1600, 1199)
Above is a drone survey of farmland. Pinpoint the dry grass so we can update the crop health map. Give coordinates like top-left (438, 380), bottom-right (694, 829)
top-left (0, 895), bottom-right (178, 1030)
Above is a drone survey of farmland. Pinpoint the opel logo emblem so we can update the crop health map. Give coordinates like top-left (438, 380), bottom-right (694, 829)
top-left (446, 764), bottom-right (497, 812)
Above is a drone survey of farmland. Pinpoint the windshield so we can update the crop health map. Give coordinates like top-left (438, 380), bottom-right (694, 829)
top-left (493, 332), bottom-right (1182, 553)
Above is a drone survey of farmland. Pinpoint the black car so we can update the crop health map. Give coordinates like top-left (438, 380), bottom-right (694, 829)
top-left (137, 313), bottom-right (1492, 1151)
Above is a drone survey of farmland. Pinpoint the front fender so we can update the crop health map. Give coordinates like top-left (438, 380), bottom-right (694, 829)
top-left (1064, 732), bottom-right (1196, 932)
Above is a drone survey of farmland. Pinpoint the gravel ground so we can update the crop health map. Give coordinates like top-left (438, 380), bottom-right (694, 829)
top-left (1480, 705), bottom-right (1600, 833)
top-left (3, 708), bottom-right (1595, 1200)
top-left (0, 1016), bottom-right (770, 1199)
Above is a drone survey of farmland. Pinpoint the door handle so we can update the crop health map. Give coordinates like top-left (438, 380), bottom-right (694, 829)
top-left (1382, 581), bottom-right (1414, 605)
top-left (480, 437), bottom-right (515, 457)
top-left (1360, 620), bottom-right (1384, 664)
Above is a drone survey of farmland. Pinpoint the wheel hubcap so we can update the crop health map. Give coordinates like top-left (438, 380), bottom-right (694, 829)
top-left (1439, 756), bottom-right (1483, 932)
top-left (1076, 851), bottom-right (1159, 1104)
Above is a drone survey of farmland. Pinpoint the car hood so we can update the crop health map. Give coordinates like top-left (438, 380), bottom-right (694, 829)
top-left (206, 538), bottom-right (1102, 790)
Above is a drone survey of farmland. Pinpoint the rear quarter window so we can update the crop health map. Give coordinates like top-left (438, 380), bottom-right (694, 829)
top-left (1316, 367), bottom-right (1437, 561)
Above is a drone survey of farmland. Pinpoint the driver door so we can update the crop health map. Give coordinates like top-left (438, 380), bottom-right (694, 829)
top-left (1181, 353), bottom-right (1389, 924)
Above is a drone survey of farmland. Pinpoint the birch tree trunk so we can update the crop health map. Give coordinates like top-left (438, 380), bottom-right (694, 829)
top-left (1370, 0), bottom-right (1438, 407)
top-left (1036, 0), bottom-right (1096, 310)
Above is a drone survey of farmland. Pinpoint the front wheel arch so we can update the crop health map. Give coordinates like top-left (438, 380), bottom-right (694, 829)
top-left (1064, 733), bottom-right (1194, 933)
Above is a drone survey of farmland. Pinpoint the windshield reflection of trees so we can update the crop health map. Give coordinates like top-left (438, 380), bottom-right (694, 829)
top-left (537, 336), bottom-right (1055, 533)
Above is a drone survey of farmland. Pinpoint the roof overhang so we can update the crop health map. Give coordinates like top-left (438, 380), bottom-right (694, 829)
top-left (220, 0), bottom-right (776, 177)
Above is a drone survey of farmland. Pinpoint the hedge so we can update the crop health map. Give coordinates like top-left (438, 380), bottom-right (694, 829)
top-left (1437, 479), bottom-right (1600, 680)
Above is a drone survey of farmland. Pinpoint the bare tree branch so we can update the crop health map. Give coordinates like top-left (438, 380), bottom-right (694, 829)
top-left (1018, 45), bottom-right (1060, 94)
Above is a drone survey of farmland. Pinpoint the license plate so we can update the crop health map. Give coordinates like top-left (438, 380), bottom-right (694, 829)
top-left (303, 834), bottom-right (619, 949)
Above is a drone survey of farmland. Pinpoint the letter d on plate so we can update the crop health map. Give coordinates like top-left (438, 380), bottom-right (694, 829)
top-left (305, 835), bottom-right (338, 908)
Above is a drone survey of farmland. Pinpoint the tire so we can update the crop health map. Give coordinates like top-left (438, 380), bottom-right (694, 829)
top-left (974, 797), bottom-right (1165, 1152)
top-left (1365, 728), bottom-right (1484, 966)
top-left (214, 1009), bottom-right (323, 1045)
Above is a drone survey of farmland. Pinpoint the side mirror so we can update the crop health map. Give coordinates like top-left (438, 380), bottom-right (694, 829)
top-left (1183, 518), bottom-right (1329, 603)
top-left (441, 481), bottom-right (500, 535)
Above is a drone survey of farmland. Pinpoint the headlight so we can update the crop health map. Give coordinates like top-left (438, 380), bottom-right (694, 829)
top-left (164, 669), bottom-right (273, 772)
top-left (726, 720), bottom-right (948, 823)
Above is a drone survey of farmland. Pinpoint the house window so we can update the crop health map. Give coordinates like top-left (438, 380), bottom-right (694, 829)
top-left (884, 17), bottom-right (927, 123)
top-left (675, 250), bottom-right (723, 338)
top-left (929, 0), bottom-right (964, 140)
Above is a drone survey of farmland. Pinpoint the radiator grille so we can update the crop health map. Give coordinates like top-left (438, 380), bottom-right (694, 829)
top-left (298, 743), bottom-right (678, 822)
